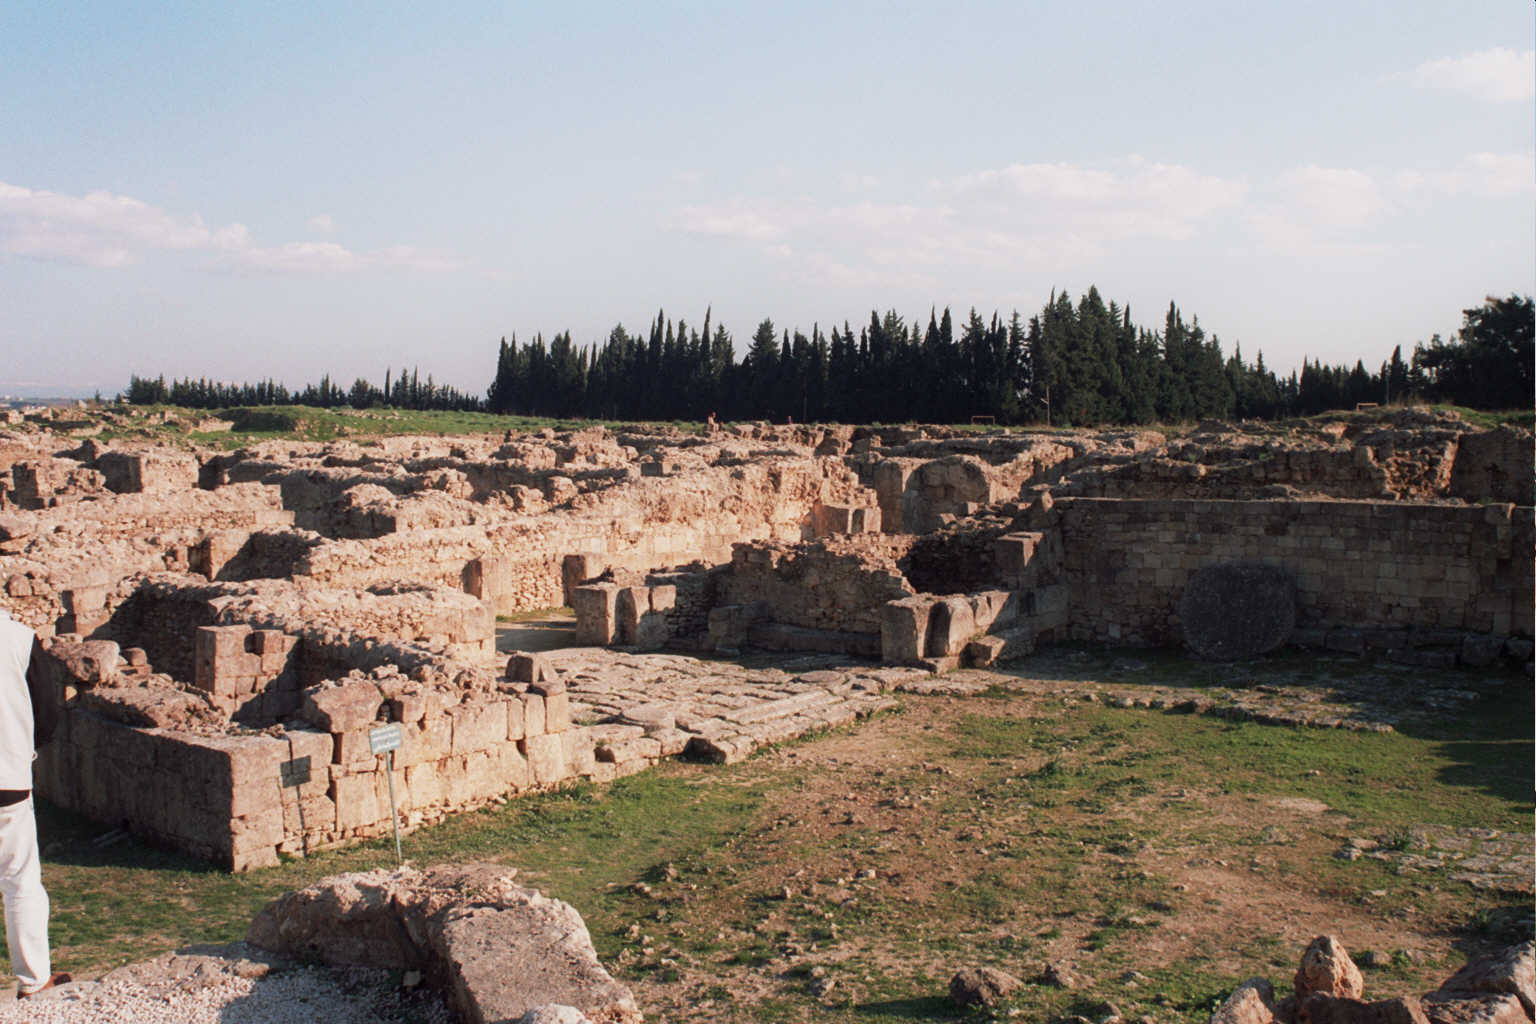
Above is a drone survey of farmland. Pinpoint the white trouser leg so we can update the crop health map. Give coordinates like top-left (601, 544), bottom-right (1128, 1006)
top-left (0, 797), bottom-right (50, 993)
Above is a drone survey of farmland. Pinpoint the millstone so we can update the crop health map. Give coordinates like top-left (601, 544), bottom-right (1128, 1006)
top-left (1178, 562), bottom-right (1296, 660)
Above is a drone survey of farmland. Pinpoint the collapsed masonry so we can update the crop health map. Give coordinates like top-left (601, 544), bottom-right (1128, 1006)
top-left (0, 407), bottom-right (1530, 869)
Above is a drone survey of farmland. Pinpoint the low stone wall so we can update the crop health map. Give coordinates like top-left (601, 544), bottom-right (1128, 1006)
top-left (1057, 497), bottom-right (1534, 646)
top-left (718, 535), bottom-right (918, 636)
top-left (35, 672), bottom-right (601, 870)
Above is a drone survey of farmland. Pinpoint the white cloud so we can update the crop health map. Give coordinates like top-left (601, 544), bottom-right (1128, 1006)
top-left (673, 201), bottom-right (788, 241)
top-left (673, 157), bottom-right (1248, 289)
top-left (217, 241), bottom-right (461, 276)
top-left (1275, 166), bottom-right (1391, 230)
top-left (0, 180), bottom-right (458, 274)
top-left (1406, 48), bottom-right (1534, 103)
top-left (223, 241), bottom-right (358, 274)
top-left (1393, 151), bottom-right (1536, 198)
top-left (673, 149), bottom-right (1534, 289)
top-left (943, 157), bottom-right (1248, 239)
top-left (307, 213), bottom-right (336, 234)
top-left (0, 182), bottom-right (213, 266)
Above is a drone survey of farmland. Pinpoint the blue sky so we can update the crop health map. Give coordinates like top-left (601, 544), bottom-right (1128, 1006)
top-left (2, 1), bottom-right (1531, 397)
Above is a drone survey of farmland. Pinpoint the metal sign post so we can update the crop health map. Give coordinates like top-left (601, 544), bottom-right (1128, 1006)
top-left (369, 724), bottom-right (405, 866)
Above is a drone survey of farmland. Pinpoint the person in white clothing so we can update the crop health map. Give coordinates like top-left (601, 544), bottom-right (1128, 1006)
top-left (0, 606), bottom-right (67, 1000)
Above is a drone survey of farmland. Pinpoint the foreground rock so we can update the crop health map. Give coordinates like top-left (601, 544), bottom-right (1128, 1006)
top-left (1211, 937), bottom-right (1536, 1024)
top-left (1433, 942), bottom-right (1536, 1020)
top-left (949, 965), bottom-right (1022, 1007)
top-left (1295, 936), bottom-right (1366, 1001)
top-left (248, 863), bottom-right (641, 1024)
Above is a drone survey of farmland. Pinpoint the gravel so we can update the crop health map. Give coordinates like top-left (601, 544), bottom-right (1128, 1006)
top-left (0, 947), bottom-right (456, 1024)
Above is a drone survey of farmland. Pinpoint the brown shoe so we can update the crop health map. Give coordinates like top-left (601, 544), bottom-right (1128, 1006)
top-left (17, 972), bottom-right (70, 999)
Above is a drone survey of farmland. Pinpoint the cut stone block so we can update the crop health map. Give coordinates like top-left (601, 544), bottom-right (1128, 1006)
top-left (572, 584), bottom-right (619, 646)
top-left (523, 732), bottom-right (566, 785)
top-left (520, 691), bottom-right (546, 736)
top-left (881, 596), bottom-right (933, 664)
top-left (964, 635), bottom-right (1007, 668)
top-left (994, 532), bottom-right (1042, 582)
top-left (506, 651), bottom-right (556, 685)
top-left (561, 553), bottom-right (606, 607)
top-left (302, 681), bottom-right (387, 733)
top-left (449, 700), bottom-right (510, 756)
top-left (969, 590), bottom-right (1019, 633)
top-left (542, 690), bottom-right (570, 734)
top-left (648, 584), bottom-right (677, 613)
top-left (926, 596), bottom-right (976, 658)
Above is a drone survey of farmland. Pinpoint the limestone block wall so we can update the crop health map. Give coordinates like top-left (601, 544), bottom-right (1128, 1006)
top-left (107, 577), bottom-right (496, 686)
top-left (34, 675), bottom-right (606, 871)
top-left (191, 529), bottom-right (324, 581)
top-left (193, 624), bottom-right (302, 723)
top-left (7, 459), bottom-right (106, 509)
top-left (96, 450), bottom-right (199, 495)
top-left (717, 536), bottom-right (918, 636)
top-left (645, 567), bottom-right (720, 643)
top-left (304, 459), bottom-right (870, 616)
top-left (1057, 498), bottom-right (1534, 646)
top-left (857, 442), bottom-right (1080, 533)
top-left (0, 484), bottom-right (293, 639)
top-left (1450, 426), bottom-right (1535, 505)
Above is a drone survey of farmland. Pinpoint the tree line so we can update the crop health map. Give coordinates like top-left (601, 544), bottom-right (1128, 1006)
top-left (124, 367), bottom-right (482, 412)
top-left (484, 290), bottom-right (1532, 424)
top-left (124, 289), bottom-right (1532, 424)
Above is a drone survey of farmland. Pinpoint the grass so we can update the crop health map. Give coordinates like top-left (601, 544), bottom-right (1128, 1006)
top-left (21, 656), bottom-right (1535, 1023)
top-left (91, 403), bottom-right (707, 448)
top-left (496, 606), bottom-right (574, 624)
top-left (77, 400), bottom-right (1535, 450)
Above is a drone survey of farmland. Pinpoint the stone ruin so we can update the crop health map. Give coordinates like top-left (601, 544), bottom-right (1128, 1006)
top-left (0, 407), bottom-right (1529, 869)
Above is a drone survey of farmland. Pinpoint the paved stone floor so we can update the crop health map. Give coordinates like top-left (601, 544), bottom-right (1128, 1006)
top-left (543, 647), bottom-right (909, 764)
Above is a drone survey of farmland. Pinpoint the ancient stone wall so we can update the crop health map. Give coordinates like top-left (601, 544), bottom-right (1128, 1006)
top-left (298, 458), bottom-right (871, 616)
top-left (718, 536), bottom-right (918, 637)
top-left (34, 673), bottom-right (606, 871)
top-left (1057, 498), bottom-right (1533, 647)
top-left (1449, 425), bottom-right (1535, 505)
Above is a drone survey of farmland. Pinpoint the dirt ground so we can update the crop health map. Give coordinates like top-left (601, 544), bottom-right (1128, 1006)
top-left (578, 653), bottom-right (1532, 1024)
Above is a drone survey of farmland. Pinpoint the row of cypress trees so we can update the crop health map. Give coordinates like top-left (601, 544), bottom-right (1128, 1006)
top-left (122, 290), bottom-right (1531, 424)
top-left (485, 290), bottom-right (1532, 425)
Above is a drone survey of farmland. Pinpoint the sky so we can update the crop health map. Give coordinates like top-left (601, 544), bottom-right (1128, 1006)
top-left (1, 1), bottom-right (1532, 398)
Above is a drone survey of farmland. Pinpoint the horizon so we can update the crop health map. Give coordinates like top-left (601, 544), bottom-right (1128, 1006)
top-left (3, 2), bottom-right (1532, 396)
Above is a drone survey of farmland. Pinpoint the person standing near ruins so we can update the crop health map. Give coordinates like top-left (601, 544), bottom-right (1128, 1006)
top-left (0, 605), bottom-right (68, 999)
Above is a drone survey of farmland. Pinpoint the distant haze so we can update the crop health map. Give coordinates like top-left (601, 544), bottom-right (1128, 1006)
top-left (1, 2), bottom-right (1531, 397)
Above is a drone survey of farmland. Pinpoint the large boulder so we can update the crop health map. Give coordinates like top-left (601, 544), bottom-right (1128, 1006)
top-left (248, 864), bottom-right (641, 1024)
top-left (1430, 942), bottom-right (1535, 1020)
top-left (1422, 992), bottom-right (1530, 1024)
top-left (1179, 562), bottom-right (1296, 660)
top-left (949, 966), bottom-right (1022, 1008)
top-left (1211, 977), bottom-right (1278, 1024)
top-left (1295, 936), bottom-right (1365, 1001)
top-left (1293, 994), bottom-right (1428, 1023)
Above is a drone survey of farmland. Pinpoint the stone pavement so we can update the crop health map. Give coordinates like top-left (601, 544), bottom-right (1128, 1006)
top-left (536, 647), bottom-right (911, 766)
